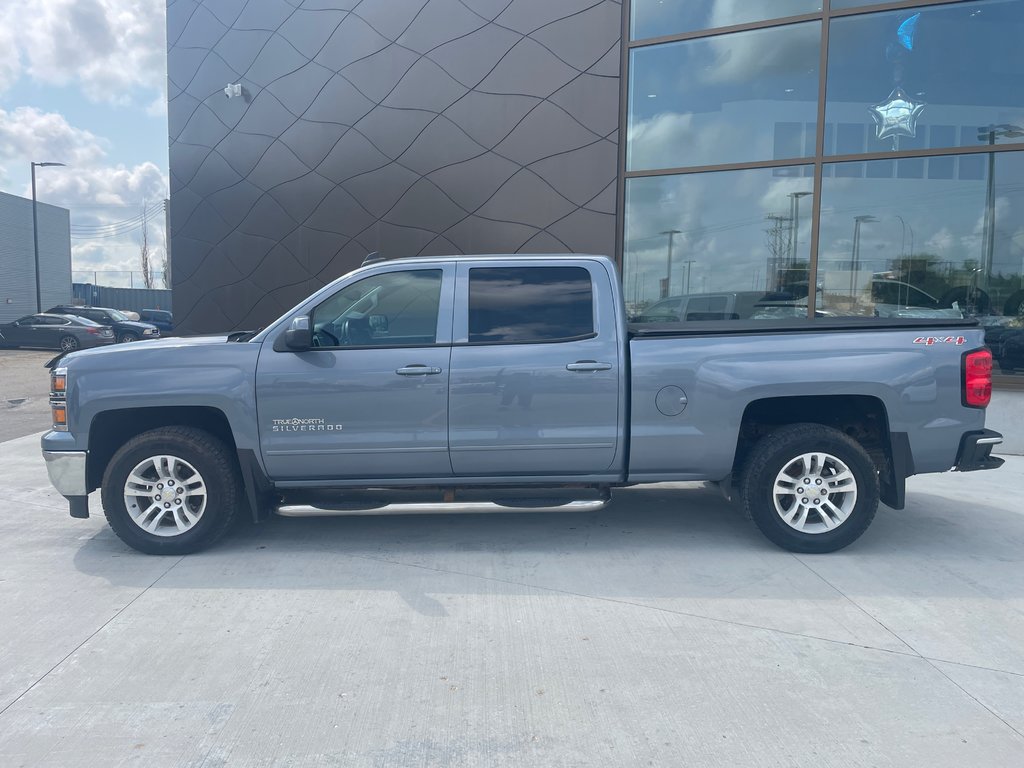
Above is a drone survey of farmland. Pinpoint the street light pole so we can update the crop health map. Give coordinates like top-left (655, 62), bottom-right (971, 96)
top-left (850, 215), bottom-right (877, 300)
top-left (977, 124), bottom-right (1024, 289)
top-left (30, 161), bottom-right (67, 313)
top-left (682, 259), bottom-right (695, 294)
top-left (659, 229), bottom-right (681, 298)
top-left (788, 191), bottom-right (812, 268)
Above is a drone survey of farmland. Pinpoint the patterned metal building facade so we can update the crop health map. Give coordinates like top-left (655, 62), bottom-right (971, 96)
top-left (167, 0), bottom-right (622, 332)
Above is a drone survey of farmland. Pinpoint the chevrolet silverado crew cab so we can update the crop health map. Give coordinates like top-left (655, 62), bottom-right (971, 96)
top-left (41, 255), bottom-right (1003, 555)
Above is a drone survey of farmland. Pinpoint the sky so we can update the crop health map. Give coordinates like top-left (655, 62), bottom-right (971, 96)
top-left (0, 0), bottom-right (170, 288)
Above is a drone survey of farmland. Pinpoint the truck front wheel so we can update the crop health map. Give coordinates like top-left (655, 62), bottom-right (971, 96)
top-left (101, 426), bottom-right (243, 555)
top-left (738, 424), bottom-right (879, 553)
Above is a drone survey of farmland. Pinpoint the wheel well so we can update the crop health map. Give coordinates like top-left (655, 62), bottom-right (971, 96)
top-left (734, 395), bottom-right (891, 479)
top-left (87, 407), bottom-right (237, 491)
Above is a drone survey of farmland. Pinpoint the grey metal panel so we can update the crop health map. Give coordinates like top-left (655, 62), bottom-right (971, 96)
top-left (447, 256), bottom-right (625, 477)
top-left (0, 192), bottom-right (71, 323)
top-left (167, 0), bottom-right (623, 334)
top-left (626, 328), bottom-right (989, 480)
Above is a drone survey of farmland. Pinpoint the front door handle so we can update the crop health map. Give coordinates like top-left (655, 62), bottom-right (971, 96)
top-left (566, 361), bottom-right (613, 372)
top-left (396, 365), bottom-right (442, 376)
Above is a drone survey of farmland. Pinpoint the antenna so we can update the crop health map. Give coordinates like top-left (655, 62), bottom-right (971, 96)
top-left (361, 251), bottom-right (384, 266)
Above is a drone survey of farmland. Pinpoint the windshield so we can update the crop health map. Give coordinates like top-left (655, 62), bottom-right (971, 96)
top-left (106, 309), bottom-right (129, 321)
top-left (68, 315), bottom-right (103, 327)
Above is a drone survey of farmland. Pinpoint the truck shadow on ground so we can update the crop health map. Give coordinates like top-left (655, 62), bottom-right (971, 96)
top-left (71, 483), bottom-right (1024, 614)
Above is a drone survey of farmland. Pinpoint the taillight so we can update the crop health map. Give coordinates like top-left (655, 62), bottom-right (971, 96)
top-left (963, 349), bottom-right (992, 408)
top-left (86, 327), bottom-right (98, 335)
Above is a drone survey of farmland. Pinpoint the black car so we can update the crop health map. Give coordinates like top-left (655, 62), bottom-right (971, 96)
top-left (0, 313), bottom-right (116, 352)
top-left (1000, 330), bottom-right (1024, 372)
top-left (139, 308), bottom-right (173, 334)
top-left (979, 315), bottom-right (1024, 373)
top-left (46, 305), bottom-right (160, 343)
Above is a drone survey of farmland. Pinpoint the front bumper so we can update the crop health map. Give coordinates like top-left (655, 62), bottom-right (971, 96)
top-left (43, 450), bottom-right (87, 495)
top-left (953, 429), bottom-right (1004, 472)
top-left (42, 451), bottom-right (90, 518)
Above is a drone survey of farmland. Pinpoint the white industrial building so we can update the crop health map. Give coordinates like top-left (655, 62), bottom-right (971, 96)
top-left (0, 191), bottom-right (72, 323)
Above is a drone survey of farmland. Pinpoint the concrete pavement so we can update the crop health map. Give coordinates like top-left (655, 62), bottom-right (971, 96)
top-left (0, 351), bottom-right (54, 442)
top-left (1, 431), bottom-right (1022, 766)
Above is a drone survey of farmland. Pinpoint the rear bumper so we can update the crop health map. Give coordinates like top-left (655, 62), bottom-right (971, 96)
top-left (953, 429), bottom-right (1004, 472)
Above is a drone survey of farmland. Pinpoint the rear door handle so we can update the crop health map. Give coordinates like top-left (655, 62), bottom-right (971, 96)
top-left (396, 365), bottom-right (442, 376)
top-left (566, 361), bottom-right (613, 372)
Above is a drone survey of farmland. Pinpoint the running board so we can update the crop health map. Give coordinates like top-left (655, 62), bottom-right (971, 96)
top-left (275, 493), bottom-right (611, 517)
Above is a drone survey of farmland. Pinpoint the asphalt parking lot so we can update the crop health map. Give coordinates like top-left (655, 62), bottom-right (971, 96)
top-left (0, 350), bottom-right (55, 442)
top-left (1, 414), bottom-right (1022, 765)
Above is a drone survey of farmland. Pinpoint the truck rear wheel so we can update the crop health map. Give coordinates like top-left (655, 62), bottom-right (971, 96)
top-left (738, 423), bottom-right (879, 553)
top-left (101, 426), bottom-right (243, 554)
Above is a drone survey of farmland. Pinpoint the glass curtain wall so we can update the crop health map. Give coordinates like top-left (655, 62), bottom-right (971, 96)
top-left (624, 0), bottom-right (1024, 380)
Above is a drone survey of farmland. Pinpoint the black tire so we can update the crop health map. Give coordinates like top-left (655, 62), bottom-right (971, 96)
top-left (118, 332), bottom-right (139, 343)
top-left (101, 426), bottom-right (243, 555)
top-left (59, 335), bottom-right (80, 352)
top-left (1004, 290), bottom-right (1024, 318)
top-left (738, 423), bottom-right (879, 554)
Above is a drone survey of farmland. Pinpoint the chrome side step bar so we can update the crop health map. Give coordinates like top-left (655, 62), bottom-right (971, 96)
top-left (275, 493), bottom-right (611, 517)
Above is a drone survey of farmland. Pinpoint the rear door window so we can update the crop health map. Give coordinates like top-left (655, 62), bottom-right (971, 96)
top-left (468, 266), bottom-right (594, 343)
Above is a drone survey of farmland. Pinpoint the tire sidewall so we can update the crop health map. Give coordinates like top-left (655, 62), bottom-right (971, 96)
top-left (742, 427), bottom-right (879, 553)
top-left (102, 431), bottom-right (236, 554)
top-left (118, 332), bottom-right (139, 343)
top-left (1004, 290), bottom-right (1024, 318)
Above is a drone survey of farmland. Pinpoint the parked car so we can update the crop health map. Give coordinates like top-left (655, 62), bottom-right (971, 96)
top-left (41, 255), bottom-right (1002, 557)
top-left (0, 314), bottom-right (115, 352)
top-left (632, 291), bottom-right (773, 322)
top-left (999, 329), bottom-right (1024, 372)
top-left (46, 305), bottom-right (160, 343)
top-left (139, 309), bottom-right (173, 334)
top-left (978, 314), bottom-right (1024, 372)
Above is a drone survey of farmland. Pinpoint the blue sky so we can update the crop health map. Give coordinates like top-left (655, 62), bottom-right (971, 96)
top-left (0, 0), bottom-right (170, 286)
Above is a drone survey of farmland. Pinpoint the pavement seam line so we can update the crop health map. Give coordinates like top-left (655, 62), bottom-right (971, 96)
top-left (791, 554), bottom-right (919, 654)
top-left (346, 551), bottom-right (1024, 681)
top-left (0, 552), bottom-right (186, 718)
top-left (792, 554), bottom-right (1024, 741)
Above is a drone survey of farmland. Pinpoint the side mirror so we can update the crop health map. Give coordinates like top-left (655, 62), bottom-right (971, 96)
top-left (283, 316), bottom-right (312, 351)
top-left (368, 314), bottom-right (388, 335)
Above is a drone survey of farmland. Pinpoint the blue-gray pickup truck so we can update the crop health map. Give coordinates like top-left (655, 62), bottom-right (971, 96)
top-left (41, 255), bottom-right (1004, 555)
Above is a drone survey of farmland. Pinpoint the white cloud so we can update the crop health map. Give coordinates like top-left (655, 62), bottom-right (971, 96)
top-left (627, 112), bottom-right (751, 172)
top-left (0, 107), bottom-right (108, 177)
top-left (0, 0), bottom-right (166, 104)
top-left (0, 23), bottom-right (21, 92)
top-left (0, 106), bottom-right (168, 284)
top-left (0, 105), bottom-right (168, 204)
top-left (703, 16), bottom-right (819, 85)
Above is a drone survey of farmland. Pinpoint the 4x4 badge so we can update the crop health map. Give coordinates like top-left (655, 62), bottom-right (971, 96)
top-left (913, 336), bottom-right (967, 346)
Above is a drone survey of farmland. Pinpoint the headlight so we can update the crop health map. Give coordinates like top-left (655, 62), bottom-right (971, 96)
top-left (50, 367), bottom-right (68, 431)
top-left (144, 328), bottom-right (158, 335)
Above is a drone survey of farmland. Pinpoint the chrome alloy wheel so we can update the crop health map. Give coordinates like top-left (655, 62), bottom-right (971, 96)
top-left (772, 452), bottom-right (858, 534)
top-left (123, 455), bottom-right (207, 536)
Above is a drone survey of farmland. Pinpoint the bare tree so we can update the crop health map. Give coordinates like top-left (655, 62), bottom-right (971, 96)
top-left (161, 199), bottom-right (171, 289)
top-left (140, 204), bottom-right (154, 289)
